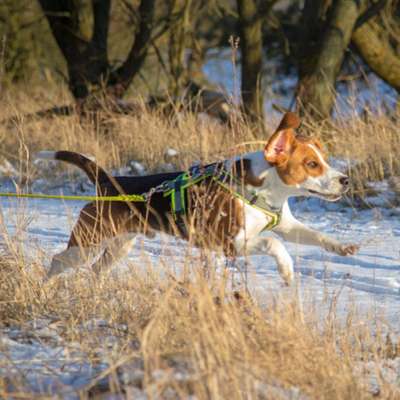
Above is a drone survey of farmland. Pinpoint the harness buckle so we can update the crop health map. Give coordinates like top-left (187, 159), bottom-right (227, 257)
top-left (249, 194), bottom-right (258, 205)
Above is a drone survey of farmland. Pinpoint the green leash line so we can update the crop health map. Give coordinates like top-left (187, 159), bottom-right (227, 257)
top-left (0, 192), bottom-right (146, 202)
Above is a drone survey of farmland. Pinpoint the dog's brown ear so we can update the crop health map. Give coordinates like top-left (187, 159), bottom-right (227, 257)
top-left (264, 112), bottom-right (300, 165)
top-left (276, 112), bottom-right (301, 131)
top-left (264, 129), bottom-right (295, 166)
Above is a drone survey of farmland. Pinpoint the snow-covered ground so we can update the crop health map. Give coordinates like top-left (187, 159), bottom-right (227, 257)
top-left (1, 193), bottom-right (399, 326)
top-left (0, 178), bottom-right (399, 397)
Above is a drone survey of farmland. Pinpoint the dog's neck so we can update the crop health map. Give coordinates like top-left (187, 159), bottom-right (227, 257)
top-left (256, 168), bottom-right (298, 210)
top-left (233, 151), bottom-right (301, 210)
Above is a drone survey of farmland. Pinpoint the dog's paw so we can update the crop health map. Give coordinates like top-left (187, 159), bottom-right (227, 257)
top-left (337, 243), bottom-right (359, 256)
top-left (323, 240), bottom-right (359, 256)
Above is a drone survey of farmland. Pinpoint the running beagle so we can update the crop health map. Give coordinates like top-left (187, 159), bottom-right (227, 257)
top-left (38, 112), bottom-right (358, 284)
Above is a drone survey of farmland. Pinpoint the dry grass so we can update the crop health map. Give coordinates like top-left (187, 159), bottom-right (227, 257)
top-left (1, 86), bottom-right (399, 202)
top-left (300, 110), bottom-right (400, 202)
top-left (1, 232), bottom-right (399, 399)
top-left (0, 86), bottom-right (400, 398)
top-left (0, 87), bottom-right (253, 178)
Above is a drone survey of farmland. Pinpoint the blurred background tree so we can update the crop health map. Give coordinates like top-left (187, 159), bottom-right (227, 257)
top-left (0, 0), bottom-right (56, 86)
top-left (0, 0), bottom-right (399, 124)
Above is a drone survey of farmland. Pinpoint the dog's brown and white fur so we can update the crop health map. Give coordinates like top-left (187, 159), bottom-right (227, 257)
top-left (38, 113), bottom-right (359, 283)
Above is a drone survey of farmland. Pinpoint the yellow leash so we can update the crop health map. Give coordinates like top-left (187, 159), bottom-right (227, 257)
top-left (0, 170), bottom-right (281, 229)
top-left (0, 192), bottom-right (146, 202)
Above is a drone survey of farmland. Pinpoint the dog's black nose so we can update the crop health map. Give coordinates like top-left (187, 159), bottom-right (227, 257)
top-left (339, 176), bottom-right (349, 186)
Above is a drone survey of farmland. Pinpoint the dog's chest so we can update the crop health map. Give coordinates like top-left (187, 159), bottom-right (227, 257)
top-left (232, 201), bottom-right (272, 252)
top-left (239, 202), bottom-right (271, 241)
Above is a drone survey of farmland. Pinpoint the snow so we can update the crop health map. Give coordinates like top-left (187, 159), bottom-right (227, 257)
top-left (2, 194), bottom-right (400, 316)
top-left (0, 334), bottom-right (106, 396)
top-left (0, 318), bottom-right (147, 398)
top-left (165, 148), bottom-right (179, 158)
top-left (1, 190), bottom-right (399, 326)
top-left (130, 160), bottom-right (146, 176)
top-left (0, 178), bottom-right (399, 396)
top-left (1, 162), bottom-right (400, 314)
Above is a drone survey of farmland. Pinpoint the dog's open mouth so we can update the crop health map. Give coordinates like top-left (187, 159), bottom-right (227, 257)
top-left (308, 190), bottom-right (343, 201)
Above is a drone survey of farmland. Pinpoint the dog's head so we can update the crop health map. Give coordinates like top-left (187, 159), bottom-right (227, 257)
top-left (264, 112), bottom-right (349, 201)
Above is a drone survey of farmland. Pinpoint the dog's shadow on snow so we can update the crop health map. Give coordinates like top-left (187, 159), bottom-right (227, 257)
top-left (247, 252), bottom-right (400, 296)
top-left (300, 253), bottom-right (400, 271)
top-left (291, 255), bottom-right (400, 296)
top-left (297, 267), bottom-right (400, 296)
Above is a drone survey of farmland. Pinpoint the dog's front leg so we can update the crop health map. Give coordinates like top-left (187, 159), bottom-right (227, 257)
top-left (238, 236), bottom-right (294, 285)
top-left (274, 205), bottom-right (359, 256)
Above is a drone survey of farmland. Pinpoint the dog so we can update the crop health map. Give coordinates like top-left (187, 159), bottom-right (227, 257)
top-left (38, 112), bottom-right (359, 284)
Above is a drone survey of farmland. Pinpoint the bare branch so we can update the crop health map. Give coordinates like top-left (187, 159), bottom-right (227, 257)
top-left (109, 0), bottom-right (156, 94)
top-left (352, 19), bottom-right (400, 92)
top-left (354, 0), bottom-right (388, 29)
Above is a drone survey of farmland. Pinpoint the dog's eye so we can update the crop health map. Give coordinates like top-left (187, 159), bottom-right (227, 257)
top-left (307, 161), bottom-right (318, 169)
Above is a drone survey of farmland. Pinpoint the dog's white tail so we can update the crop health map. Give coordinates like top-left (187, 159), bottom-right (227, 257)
top-left (35, 150), bottom-right (108, 185)
top-left (36, 150), bottom-right (57, 160)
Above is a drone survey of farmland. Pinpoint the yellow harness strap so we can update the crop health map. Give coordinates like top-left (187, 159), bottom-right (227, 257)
top-left (212, 178), bottom-right (281, 231)
top-left (0, 192), bottom-right (146, 202)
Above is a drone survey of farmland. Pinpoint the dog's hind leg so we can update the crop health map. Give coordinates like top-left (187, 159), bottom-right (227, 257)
top-left (91, 233), bottom-right (137, 275)
top-left (48, 245), bottom-right (98, 277)
top-left (48, 233), bottom-right (136, 278)
top-left (48, 202), bottom-right (122, 278)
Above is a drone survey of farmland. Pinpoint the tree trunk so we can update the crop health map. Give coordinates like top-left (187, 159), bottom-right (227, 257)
top-left (352, 20), bottom-right (400, 93)
top-left (167, 0), bottom-right (192, 98)
top-left (108, 0), bottom-right (155, 97)
top-left (38, 0), bottom-right (110, 99)
top-left (296, 0), bottom-right (366, 120)
top-left (38, 0), bottom-right (155, 102)
top-left (237, 0), bottom-right (264, 126)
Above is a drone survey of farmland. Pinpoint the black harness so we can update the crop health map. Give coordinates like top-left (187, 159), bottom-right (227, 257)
top-left (154, 163), bottom-right (282, 234)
